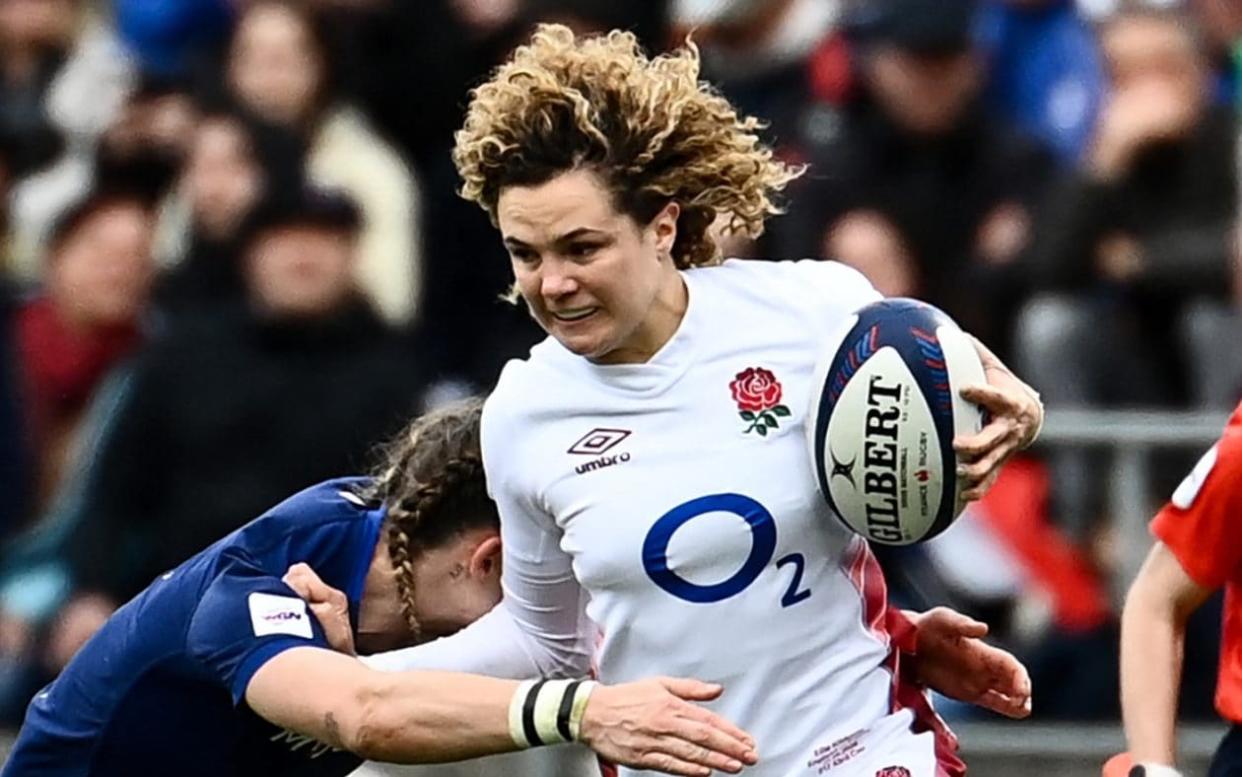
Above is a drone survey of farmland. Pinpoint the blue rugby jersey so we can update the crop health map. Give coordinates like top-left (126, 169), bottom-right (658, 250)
top-left (2, 477), bottom-right (384, 777)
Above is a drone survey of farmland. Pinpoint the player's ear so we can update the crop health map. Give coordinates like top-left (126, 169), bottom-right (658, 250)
top-left (651, 201), bottom-right (680, 261)
top-left (467, 534), bottom-right (502, 581)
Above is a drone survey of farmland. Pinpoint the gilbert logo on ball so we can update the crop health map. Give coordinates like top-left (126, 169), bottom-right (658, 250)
top-left (807, 299), bottom-right (985, 545)
top-left (730, 366), bottom-right (791, 436)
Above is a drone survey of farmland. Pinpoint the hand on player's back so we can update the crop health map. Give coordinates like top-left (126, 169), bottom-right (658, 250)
top-left (579, 677), bottom-right (759, 776)
top-left (283, 563), bottom-right (355, 656)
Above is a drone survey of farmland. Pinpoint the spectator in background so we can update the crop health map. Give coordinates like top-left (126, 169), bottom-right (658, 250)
top-left (92, 79), bottom-right (197, 202)
top-left (8, 78), bottom-right (194, 284)
top-left (153, 110), bottom-right (268, 325)
top-left (227, 0), bottom-right (423, 328)
top-left (980, 0), bottom-right (1104, 164)
top-left (0, 283), bottom-right (28, 546)
top-left (112, 0), bottom-right (234, 80)
top-left (0, 0), bottom-right (79, 179)
top-left (1189, 0), bottom-right (1242, 106)
top-left (317, 0), bottom-right (546, 389)
top-left (772, 0), bottom-right (1053, 350)
top-left (1016, 7), bottom-right (1236, 532)
top-left (671, 0), bottom-right (837, 133)
top-left (6, 3), bottom-right (138, 286)
top-left (0, 0), bottom-right (77, 177)
top-left (13, 192), bottom-right (153, 513)
top-left (60, 189), bottom-right (423, 635)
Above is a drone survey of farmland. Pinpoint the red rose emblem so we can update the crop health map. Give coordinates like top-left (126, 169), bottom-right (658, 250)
top-left (729, 367), bottom-right (791, 437)
top-left (730, 367), bottom-right (783, 413)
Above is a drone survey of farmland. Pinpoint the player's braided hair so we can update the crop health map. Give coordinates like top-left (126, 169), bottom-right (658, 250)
top-left (453, 23), bottom-right (803, 269)
top-left (359, 397), bottom-right (497, 641)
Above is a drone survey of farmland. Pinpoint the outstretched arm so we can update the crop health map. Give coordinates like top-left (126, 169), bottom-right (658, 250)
top-left (245, 647), bottom-right (758, 776)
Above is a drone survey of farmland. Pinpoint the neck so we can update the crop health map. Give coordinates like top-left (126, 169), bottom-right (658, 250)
top-left (356, 535), bottom-right (414, 654)
top-left (593, 270), bottom-right (689, 365)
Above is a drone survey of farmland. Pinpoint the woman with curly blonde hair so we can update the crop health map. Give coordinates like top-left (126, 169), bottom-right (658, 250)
top-left (371, 23), bottom-right (1044, 777)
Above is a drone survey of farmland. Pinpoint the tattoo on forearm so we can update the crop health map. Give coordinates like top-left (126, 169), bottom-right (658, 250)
top-left (325, 711), bottom-right (342, 745)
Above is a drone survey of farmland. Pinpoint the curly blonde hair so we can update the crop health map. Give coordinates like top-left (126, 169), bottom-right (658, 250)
top-left (453, 23), bottom-right (803, 269)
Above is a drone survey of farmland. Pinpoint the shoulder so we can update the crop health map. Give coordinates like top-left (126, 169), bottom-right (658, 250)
top-left (1150, 402), bottom-right (1242, 586)
top-left (231, 477), bottom-right (375, 555)
top-left (481, 364), bottom-right (536, 462)
top-left (1175, 403), bottom-right (1242, 507)
top-left (688, 258), bottom-right (879, 312)
top-left (482, 352), bottom-right (572, 498)
top-left (487, 338), bottom-right (572, 413)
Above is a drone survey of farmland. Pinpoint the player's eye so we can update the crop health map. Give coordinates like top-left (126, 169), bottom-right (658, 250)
top-left (568, 242), bottom-right (602, 259)
top-left (509, 247), bottom-right (539, 265)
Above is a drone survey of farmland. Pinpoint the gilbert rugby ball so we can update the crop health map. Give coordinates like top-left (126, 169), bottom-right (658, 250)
top-left (807, 298), bottom-right (986, 545)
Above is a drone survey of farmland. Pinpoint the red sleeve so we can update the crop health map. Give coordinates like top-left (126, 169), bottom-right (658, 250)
top-left (1150, 405), bottom-right (1242, 590)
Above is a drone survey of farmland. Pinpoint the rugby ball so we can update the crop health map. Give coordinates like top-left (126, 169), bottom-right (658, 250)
top-left (807, 299), bottom-right (986, 545)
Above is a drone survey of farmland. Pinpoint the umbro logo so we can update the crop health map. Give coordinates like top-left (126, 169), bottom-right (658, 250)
top-left (570, 428), bottom-right (633, 475)
top-left (568, 428), bottom-right (631, 456)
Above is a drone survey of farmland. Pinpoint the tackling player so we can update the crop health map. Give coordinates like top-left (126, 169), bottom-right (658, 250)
top-left (1117, 399), bottom-right (1242, 777)
top-left (366, 23), bottom-right (1042, 777)
top-left (0, 399), bottom-right (756, 777)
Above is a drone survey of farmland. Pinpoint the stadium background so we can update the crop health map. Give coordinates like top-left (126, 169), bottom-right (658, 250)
top-left (2, 0), bottom-right (1241, 772)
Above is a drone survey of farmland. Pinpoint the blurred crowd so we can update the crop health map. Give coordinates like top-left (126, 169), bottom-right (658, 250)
top-left (0, 0), bottom-right (1240, 729)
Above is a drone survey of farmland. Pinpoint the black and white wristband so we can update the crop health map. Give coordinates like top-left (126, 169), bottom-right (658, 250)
top-left (1130, 764), bottom-right (1183, 777)
top-left (508, 678), bottom-right (599, 748)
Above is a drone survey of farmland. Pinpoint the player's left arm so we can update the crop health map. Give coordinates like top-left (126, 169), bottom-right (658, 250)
top-left (954, 336), bottom-right (1045, 500)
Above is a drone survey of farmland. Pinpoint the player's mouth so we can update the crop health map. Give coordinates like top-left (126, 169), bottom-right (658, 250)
top-left (550, 307), bottom-right (598, 323)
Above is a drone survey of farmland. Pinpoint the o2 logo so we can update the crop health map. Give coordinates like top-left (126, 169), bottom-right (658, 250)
top-left (641, 493), bottom-right (811, 607)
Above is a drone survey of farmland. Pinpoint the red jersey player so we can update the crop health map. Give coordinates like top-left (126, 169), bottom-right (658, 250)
top-left (1117, 400), bottom-right (1242, 777)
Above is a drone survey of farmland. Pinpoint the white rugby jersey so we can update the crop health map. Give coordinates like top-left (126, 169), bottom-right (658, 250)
top-left (367, 259), bottom-right (951, 777)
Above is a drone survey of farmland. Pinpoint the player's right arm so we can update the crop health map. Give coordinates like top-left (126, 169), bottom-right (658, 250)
top-left (244, 647), bottom-right (758, 775)
top-left (1121, 542), bottom-right (1214, 769)
top-left (191, 553), bottom-right (756, 776)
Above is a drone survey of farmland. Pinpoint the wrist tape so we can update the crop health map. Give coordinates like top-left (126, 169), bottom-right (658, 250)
top-left (1132, 764), bottom-right (1183, 777)
top-left (508, 679), bottom-right (598, 748)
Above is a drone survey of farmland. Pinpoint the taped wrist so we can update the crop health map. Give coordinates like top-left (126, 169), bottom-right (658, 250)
top-left (1130, 764), bottom-right (1183, 777)
top-left (507, 679), bottom-right (598, 748)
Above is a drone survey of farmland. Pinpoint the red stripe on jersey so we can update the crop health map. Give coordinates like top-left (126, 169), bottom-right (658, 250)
top-left (847, 539), bottom-right (965, 777)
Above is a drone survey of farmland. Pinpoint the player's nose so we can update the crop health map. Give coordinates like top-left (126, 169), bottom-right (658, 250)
top-left (540, 265), bottom-right (580, 298)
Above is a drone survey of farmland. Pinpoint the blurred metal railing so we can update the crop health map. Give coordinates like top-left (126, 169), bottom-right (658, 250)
top-left (1037, 407), bottom-right (1228, 601)
top-left (956, 721), bottom-right (1226, 775)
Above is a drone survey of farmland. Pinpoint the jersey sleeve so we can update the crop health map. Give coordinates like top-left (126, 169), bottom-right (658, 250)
top-left (1150, 408), bottom-right (1242, 590)
top-left (186, 550), bottom-right (332, 704)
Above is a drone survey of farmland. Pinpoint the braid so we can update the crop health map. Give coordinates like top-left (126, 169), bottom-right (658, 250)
top-left (386, 522), bottom-right (422, 639)
top-left (361, 398), bottom-right (495, 642)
